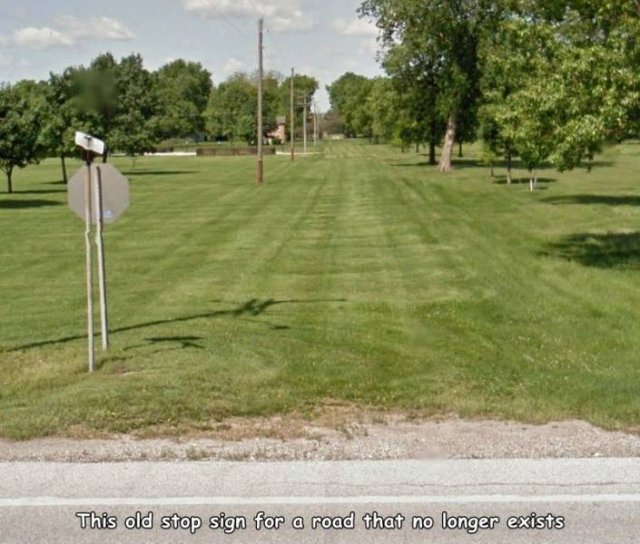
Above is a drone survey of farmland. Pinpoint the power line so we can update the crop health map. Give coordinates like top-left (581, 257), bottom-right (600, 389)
top-left (206, 6), bottom-right (254, 40)
top-left (262, 22), bottom-right (295, 74)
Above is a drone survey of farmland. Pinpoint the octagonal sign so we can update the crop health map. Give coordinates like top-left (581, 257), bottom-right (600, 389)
top-left (68, 164), bottom-right (130, 224)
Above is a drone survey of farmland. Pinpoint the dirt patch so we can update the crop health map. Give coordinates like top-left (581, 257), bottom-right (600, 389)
top-left (1, 414), bottom-right (638, 462)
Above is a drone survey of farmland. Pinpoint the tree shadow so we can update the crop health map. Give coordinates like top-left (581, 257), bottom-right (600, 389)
top-left (587, 160), bottom-right (615, 168)
top-left (389, 161), bottom-right (436, 168)
top-left (4, 298), bottom-right (347, 353)
top-left (543, 232), bottom-right (640, 269)
top-left (13, 189), bottom-right (66, 195)
top-left (451, 159), bottom-right (486, 169)
top-left (542, 195), bottom-right (640, 206)
top-left (0, 199), bottom-right (62, 209)
top-left (124, 335), bottom-right (206, 352)
top-left (121, 170), bottom-right (197, 177)
top-left (493, 176), bottom-right (557, 185)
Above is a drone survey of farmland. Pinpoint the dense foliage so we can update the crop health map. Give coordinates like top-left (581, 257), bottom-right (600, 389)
top-left (324, 0), bottom-right (639, 177)
top-left (0, 54), bottom-right (318, 190)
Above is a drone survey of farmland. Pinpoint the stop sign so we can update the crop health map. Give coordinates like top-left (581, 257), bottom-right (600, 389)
top-left (68, 163), bottom-right (130, 224)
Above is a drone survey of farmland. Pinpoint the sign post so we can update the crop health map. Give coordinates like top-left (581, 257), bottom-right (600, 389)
top-left (69, 132), bottom-right (130, 372)
top-left (84, 152), bottom-right (95, 372)
top-left (94, 166), bottom-right (109, 351)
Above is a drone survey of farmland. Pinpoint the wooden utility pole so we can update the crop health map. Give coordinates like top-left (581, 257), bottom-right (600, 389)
top-left (303, 95), bottom-right (308, 154)
top-left (313, 100), bottom-right (318, 147)
top-left (257, 18), bottom-right (264, 185)
top-left (290, 68), bottom-right (295, 162)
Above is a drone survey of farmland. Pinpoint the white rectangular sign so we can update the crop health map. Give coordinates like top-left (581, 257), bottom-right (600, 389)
top-left (75, 131), bottom-right (106, 156)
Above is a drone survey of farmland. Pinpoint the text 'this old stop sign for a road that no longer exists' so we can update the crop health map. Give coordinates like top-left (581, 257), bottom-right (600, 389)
top-left (68, 163), bottom-right (130, 224)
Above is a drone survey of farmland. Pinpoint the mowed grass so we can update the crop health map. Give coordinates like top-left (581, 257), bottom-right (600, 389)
top-left (1, 141), bottom-right (639, 439)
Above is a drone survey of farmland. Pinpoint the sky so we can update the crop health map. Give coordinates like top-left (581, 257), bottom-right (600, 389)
top-left (0, 0), bottom-right (384, 111)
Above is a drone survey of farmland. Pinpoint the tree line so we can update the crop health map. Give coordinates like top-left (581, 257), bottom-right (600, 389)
top-left (0, 53), bottom-right (319, 193)
top-left (326, 0), bottom-right (639, 183)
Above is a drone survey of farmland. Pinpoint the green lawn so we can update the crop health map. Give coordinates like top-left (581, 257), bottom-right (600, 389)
top-left (1, 141), bottom-right (639, 439)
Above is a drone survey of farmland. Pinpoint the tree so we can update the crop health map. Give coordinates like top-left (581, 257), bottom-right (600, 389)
top-left (76, 53), bottom-right (119, 148)
top-left (360, 0), bottom-right (501, 171)
top-left (0, 83), bottom-right (42, 193)
top-left (154, 60), bottom-right (213, 140)
top-left (41, 69), bottom-right (81, 184)
top-left (206, 71), bottom-right (284, 145)
top-left (368, 77), bottom-right (398, 143)
top-left (207, 74), bottom-right (257, 144)
top-left (381, 43), bottom-right (443, 162)
top-left (481, 3), bottom-right (640, 180)
top-left (110, 54), bottom-right (158, 158)
top-left (327, 73), bottom-right (374, 137)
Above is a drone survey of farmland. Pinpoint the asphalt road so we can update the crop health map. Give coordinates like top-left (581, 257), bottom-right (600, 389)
top-left (0, 459), bottom-right (638, 543)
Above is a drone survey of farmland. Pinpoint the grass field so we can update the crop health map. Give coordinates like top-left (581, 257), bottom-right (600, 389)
top-left (1, 140), bottom-right (639, 439)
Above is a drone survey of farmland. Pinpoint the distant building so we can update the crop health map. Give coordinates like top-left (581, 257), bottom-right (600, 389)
top-left (268, 116), bottom-right (287, 144)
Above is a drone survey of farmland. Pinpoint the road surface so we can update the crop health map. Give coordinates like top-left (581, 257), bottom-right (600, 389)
top-left (1, 459), bottom-right (638, 543)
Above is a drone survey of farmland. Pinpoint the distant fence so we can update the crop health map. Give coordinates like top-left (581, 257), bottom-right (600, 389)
top-left (196, 147), bottom-right (276, 157)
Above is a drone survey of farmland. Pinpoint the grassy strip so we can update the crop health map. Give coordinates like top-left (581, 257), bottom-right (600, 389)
top-left (0, 141), bottom-right (638, 439)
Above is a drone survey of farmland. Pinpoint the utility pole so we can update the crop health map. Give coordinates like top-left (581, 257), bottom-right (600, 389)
top-left (303, 95), bottom-right (308, 154)
top-left (290, 68), bottom-right (295, 162)
top-left (313, 100), bottom-right (318, 147)
top-left (257, 17), bottom-right (264, 186)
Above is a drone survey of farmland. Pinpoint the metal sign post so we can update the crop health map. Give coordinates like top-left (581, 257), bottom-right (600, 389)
top-left (94, 166), bottom-right (109, 351)
top-left (84, 153), bottom-right (95, 372)
top-left (69, 132), bottom-right (130, 372)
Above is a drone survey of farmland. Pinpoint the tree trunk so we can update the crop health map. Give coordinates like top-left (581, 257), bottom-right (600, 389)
top-left (529, 169), bottom-right (536, 192)
top-left (428, 121), bottom-right (438, 165)
top-left (60, 153), bottom-right (68, 184)
top-left (428, 141), bottom-right (437, 165)
top-left (6, 168), bottom-right (13, 194)
top-left (458, 141), bottom-right (463, 158)
top-left (415, 143), bottom-right (419, 153)
top-left (438, 115), bottom-right (456, 172)
top-left (490, 163), bottom-right (495, 177)
top-left (506, 152), bottom-right (513, 184)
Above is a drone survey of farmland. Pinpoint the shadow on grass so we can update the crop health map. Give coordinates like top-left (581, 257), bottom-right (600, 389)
top-left (5, 298), bottom-right (347, 353)
top-left (542, 195), bottom-right (640, 206)
top-left (586, 160), bottom-right (615, 168)
top-left (543, 232), bottom-right (640, 269)
top-left (121, 170), bottom-right (197, 177)
top-left (389, 161), bottom-right (437, 168)
top-left (13, 189), bottom-right (66, 195)
top-left (0, 199), bottom-right (61, 209)
top-left (122, 335), bottom-right (206, 354)
top-left (97, 336), bottom-right (206, 369)
top-left (493, 176), bottom-right (558, 185)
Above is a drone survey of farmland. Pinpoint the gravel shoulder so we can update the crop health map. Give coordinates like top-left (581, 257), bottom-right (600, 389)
top-left (1, 417), bottom-right (639, 463)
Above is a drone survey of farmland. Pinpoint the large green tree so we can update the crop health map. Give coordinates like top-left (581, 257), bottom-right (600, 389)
top-left (206, 71), bottom-right (283, 145)
top-left (381, 43), bottom-right (443, 162)
top-left (361, 0), bottom-right (501, 171)
top-left (481, 1), bottom-right (640, 178)
top-left (76, 53), bottom-right (119, 148)
top-left (327, 73), bottom-right (374, 137)
top-left (0, 83), bottom-right (42, 193)
top-left (111, 54), bottom-right (158, 158)
top-left (154, 60), bottom-right (213, 140)
top-left (41, 69), bottom-right (82, 183)
top-left (367, 77), bottom-right (398, 144)
top-left (207, 74), bottom-right (256, 143)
